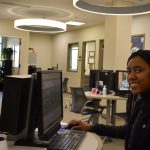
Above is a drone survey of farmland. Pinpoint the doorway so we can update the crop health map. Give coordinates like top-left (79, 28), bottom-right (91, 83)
top-left (81, 41), bottom-right (96, 88)
top-left (81, 40), bottom-right (104, 88)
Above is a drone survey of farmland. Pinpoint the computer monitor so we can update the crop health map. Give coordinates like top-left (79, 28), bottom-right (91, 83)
top-left (0, 75), bottom-right (32, 137)
top-left (89, 69), bottom-right (115, 92)
top-left (115, 70), bottom-right (130, 95)
top-left (89, 70), bottom-right (99, 88)
top-left (36, 70), bottom-right (63, 141)
top-left (0, 70), bottom-right (63, 147)
top-left (98, 70), bottom-right (115, 91)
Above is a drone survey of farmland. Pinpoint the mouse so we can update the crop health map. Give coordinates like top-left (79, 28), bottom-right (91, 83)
top-left (65, 123), bottom-right (79, 129)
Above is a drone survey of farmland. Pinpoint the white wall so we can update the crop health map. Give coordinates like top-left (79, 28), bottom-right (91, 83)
top-left (51, 24), bottom-right (105, 89)
top-left (1, 15), bottom-right (150, 113)
top-left (0, 20), bottom-right (53, 73)
top-left (0, 19), bottom-right (30, 74)
top-left (50, 14), bottom-right (150, 89)
top-left (132, 13), bottom-right (150, 50)
top-left (29, 33), bottom-right (52, 70)
top-left (1, 14), bottom-right (150, 83)
top-left (104, 16), bottom-right (132, 70)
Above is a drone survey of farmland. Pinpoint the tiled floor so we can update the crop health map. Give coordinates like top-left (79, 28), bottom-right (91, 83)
top-left (63, 93), bottom-right (124, 150)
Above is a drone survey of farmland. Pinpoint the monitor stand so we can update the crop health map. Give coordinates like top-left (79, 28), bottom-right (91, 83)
top-left (14, 132), bottom-right (49, 148)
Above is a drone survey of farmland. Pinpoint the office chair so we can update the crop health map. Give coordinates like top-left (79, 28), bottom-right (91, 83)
top-left (70, 87), bottom-right (106, 124)
top-left (62, 77), bottom-right (70, 93)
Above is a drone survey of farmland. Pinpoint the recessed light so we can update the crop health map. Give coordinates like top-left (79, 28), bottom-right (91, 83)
top-left (66, 21), bottom-right (85, 26)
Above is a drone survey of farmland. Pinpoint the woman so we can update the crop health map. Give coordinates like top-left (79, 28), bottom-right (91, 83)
top-left (68, 50), bottom-right (150, 150)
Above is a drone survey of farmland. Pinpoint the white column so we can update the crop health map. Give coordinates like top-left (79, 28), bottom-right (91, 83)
top-left (103, 15), bottom-right (132, 70)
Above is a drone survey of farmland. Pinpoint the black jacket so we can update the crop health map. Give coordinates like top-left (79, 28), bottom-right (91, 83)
top-left (90, 92), bottom-right (150, 150)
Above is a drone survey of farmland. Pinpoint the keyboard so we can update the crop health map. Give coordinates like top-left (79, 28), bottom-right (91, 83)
top-left (47, 129), bottom-right (87, 150)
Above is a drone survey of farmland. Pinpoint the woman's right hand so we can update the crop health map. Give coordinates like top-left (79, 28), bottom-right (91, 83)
top-left (67, 120), bottom-right (91, 131)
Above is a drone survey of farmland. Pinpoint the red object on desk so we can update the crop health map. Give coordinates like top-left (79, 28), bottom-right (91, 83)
top-left (91, 88), bottom-right (98, 94)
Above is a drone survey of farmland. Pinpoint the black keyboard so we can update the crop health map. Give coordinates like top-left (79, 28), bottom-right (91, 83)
top-left (47, 130), bottom-right (87, 150)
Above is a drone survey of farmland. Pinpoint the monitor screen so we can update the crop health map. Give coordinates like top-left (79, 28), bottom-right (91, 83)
top-left (37, 70), bottom-right (63, 141)
top-left (115, 70), bottom-right (130, 95)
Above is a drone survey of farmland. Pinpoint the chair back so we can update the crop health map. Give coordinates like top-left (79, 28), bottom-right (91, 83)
top-left (62, 77), bottom-right (69, 92)
top-left (70, 87), bottom-right (87, 113)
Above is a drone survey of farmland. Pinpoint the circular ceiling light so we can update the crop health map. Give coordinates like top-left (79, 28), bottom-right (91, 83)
top-left (14, 19), bottom-right (67, 33)
top-left (73, 0), bottom-right (150, 15)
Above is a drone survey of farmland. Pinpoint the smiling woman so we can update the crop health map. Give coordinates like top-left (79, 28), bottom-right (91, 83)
top-left (127, 50), bottom-right (150, 95)
top-left (67, 49), bottom-right (150, 150)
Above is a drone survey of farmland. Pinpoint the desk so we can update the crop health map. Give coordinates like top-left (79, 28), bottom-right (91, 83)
top-left (85, 91), bottom-right (127, 125)
top-left (0, 132), bottom-right (103, 150)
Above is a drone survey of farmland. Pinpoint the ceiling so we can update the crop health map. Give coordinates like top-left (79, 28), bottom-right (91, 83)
top-left (0, 0), bottom-right (149, 32)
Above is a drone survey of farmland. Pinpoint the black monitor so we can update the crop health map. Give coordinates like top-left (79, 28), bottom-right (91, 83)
top-left (89, 69), bottom-right (115, 92)
top-left (115, 70), bottom-right (130, 96)
top-left (0, 70), bottom-right (63, 147)
top-left (0, 75), bottom-right (32, 138)
top-left (98, 70), bottom-right (115, 91)
top-left (89, 70), bottom-right (99, 88)
top-left (37, 70), bottom-right (63, 141)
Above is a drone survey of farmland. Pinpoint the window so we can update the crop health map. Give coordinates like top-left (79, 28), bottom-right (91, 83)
top-left (67, 43), bottom-right (79, 72)
top-left (0, 36), bottom-right (21, 68)
top-left (12, 45), bottom-right (20, 67)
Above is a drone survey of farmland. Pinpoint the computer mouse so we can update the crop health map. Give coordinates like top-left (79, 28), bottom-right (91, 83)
top-left (65, 123), bottom-right (79, 129)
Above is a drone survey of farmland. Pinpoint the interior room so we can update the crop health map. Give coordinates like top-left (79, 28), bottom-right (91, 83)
top-left (0, 0), bottom-right (150, 150)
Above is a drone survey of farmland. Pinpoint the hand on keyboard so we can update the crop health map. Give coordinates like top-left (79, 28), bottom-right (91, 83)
top-left (67, 120), bottom-right (91, 131)
top-left (65, 122), bottom-right (79, 129)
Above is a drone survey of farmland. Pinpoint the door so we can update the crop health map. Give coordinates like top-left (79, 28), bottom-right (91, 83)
top-left (81, 41), bottom-right (96, 88)
top-left (98, 39), bottom-right (104, 69)
top-left (81, 40), bottom-right (104, 88)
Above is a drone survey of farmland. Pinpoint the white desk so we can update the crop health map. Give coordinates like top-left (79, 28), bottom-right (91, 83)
top-left (85, 91), bottom-right (127, 125)
top-left (0, 132), bottom-right (103, 150)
